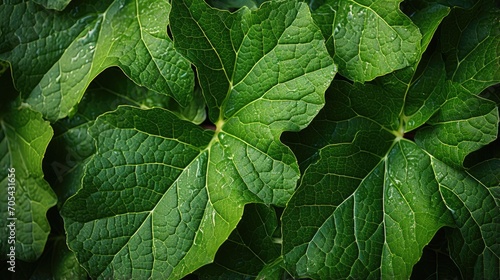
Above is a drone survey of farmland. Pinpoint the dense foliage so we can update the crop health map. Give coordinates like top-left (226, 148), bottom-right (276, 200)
top-left (1, 0), bottom-right (498, 278)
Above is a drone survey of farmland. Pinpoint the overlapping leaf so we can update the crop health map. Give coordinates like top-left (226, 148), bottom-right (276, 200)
top-left (311, 0), bottom-right (422, 82)
top-left (33, 0), bottom-right (72, 11)
top-left (0, 102), bottom-right (56, 261)
top-left (195, 204), bottom-right (283, 279)
top-left (62, 0), bottom-right (335, 278)
top-left (440, 0), bottom-right (500, 94)
top-left (435, 159), bottom-right (500, 279)
top-left (45, 68), bottom-right (202, 206)
top-left (282, 1), bottom-right (499, 278)
top-left (411, 229), bottom-right (462, 279)
top-left (0, 0), bottom-right (193, 121)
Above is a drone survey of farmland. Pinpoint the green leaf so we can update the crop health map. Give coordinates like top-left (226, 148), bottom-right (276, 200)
top-left (172, 0), bottom-right (336, 123)
top-left (411, 229), bottom-right (462, 279)
top-left (0, 104), bottom-right (56, 261)
top-left (33, 0), bottom-right (72, 11)
top-left (283, 79), bottom-right (498, 278)
top-left (415, 83), bottom-right (498, 168)
top-left (62, 107), bottom-right (216, 279)
top-left (436, 160), bottom-right (500, 279)
top-left (50, 238), bottom-right (88, 279)
top-left (282, 1), bottom-right (450, 169)
top-left (0, 0), bottom-right (193, 121)
top-left (195, 204), bottom-right (282, 279)
top-left (281, 5), bottom-right (499, 274)
top-left (402, 52), bottom-right (449, 131)
top-left (45, 68), bottom-right (176, 206)
top-left (312, 0), bottom-right (422, 82)
top-left (440, 0), bottom-right (500, 94)
top-left (434, 158), bottom-right (500, 279)
top-left (404, 1), bottom-right (450, 52)
top-left (62, 0), bottom-right (334, 278)
top-left (464, 158), bottom-right (500, 277)
top-left (13, 236), bottom-right (88, 279)
top-left (282, 82), bottom-right (453, 278)
top-left (468, 158), bottom-right (500, 190)
top-left (167, 87), bottom-right (207, 125)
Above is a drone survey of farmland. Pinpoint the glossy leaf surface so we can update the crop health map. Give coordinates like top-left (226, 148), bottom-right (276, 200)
top-left (0, 0), bottom-right (193, 121)
top-left (62, 0), bottom-right (335, 278)
top-left (282, 1), bottom-right (499, 277)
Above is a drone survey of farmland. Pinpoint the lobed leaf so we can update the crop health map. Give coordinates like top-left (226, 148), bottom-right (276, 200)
top-left (45, 68), bottom-right (179, 206)
top-left (195, 204), bottom-right (282, 279)
top-left (62, 0), bottom-right (335, 278)
top-left (411, 229), bottom-right (462, 279)
top-left (415, 83), bottom-right (498, 168)
top-left (440, 0), bottom-right (500, 94)
top-left (283, 78), bottom-right (498, 279)
top-left (0, 0), bottom-right (193, 121)
top-left (0, 104), bottom-right (56, 261)
top-left (281, 1), bottom-right (499, 277)
top-left (312, 0), bottom-right (422, 82)
top-left (436, 159), bottom-right (500, 279)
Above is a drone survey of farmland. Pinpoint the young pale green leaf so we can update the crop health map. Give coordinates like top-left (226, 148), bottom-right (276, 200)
top-left (312, 0), bottom-right (422, 82)
top-left (0, 104), bottom-right (56, 261)
top-left (33, 0), bottom-right (72, 11)
top-left (195, 204), bottom-right (282, 279)
top-left (62, 1), bottom-right (334, 278)
top-left (0, 0), bottom-right (193, 121)
top-left (440, 0), bottom-right (500, 95)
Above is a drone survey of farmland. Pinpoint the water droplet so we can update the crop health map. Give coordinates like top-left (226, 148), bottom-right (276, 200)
top-left (347, 5), bottom-right (354, 20)
top-left (334, 23), bottom-right (342, 34)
